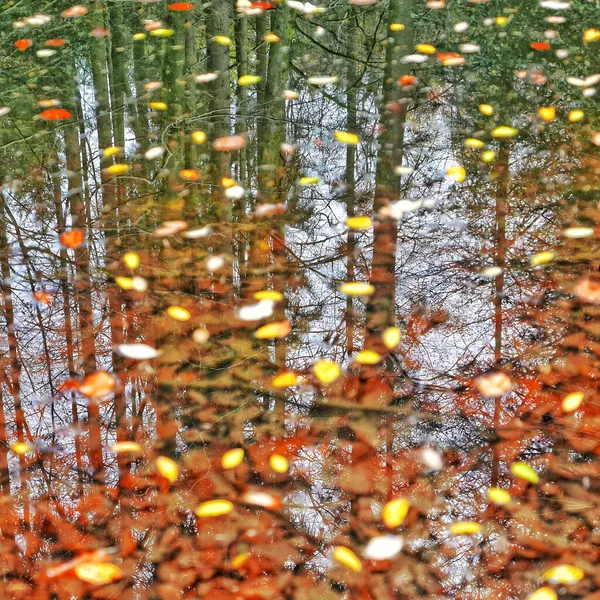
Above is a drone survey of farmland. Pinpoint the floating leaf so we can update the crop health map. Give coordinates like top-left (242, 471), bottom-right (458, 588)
top-left (299, 176), bottom-right (320, 185)
top-left (446, 166), bottom-right (466, 183)
top-left (584, 28), bottom-right (600, 43)
top-left (363, 535), bottom-right (403, 560)
top-left (269, 453), bottom-right (289, 473)
top-left (191, 130), bottom-right (207, 144)
top-left (115, 343), bottom-right (160, 360)
top-left (179, 169), bottom-right (200, 181)
top-left (569, 110), bottom-right (584, 122)
top-left (332, 546), bottom-right (362, 572)
top-left (562, 391), bottom-right (584, 412)
top-left (491, 126), bottom-right (518, 138)
top-left (354, 349), bottom-right (381, 364)
top-left (15, 39), bottom-right (32, 51)
top-left (449, 521), bottom-right (481, 535)
top-left (168, 2), bottom-right (195, 9)
top-left (149, 101), bottom-right (168, 110)
top-left (254, 320), bottom-right (291, 339)
top-left (39, 108), bottom-right (72, 121)
top-left (74, 562), bottom-right (122, 585)
top-left (214, 35), bottom-right (233, 45)
top-left (415, 43), bottom-right (436, 54)
top-left (339, 282), bottom-right (375, 296)
top-left (110, 441), bottom-right (142, 454)
top-left (334, 130), bottom-right (359, 145)
top-left (510, 461), bottom-right (539, 484)
top-left (60, 229), bottom-right (85, 249)
top-left (238, 75), bottom-right (262, 86)
top-left (241, 490), bottom-right (282, 509)
top-left (10, 442), bottom-right (33, 455)
top-left (383, 327), bottom-right (402, 349)
top-left (313, 360), bottom-right (341, 384)
top-left (195, 499), bottom-right (234, 517)
top-left (213, 135), bottom-right (246, 151)
top-left (563, 226), bottom-right (593, 238)
top-left (528, 588), bottom-right (557, 600)
top-left (156, 456), bottom-right (179, 482)
top-left (105, 163), bottom-right (130, 176)
top-left (346, 216), bottom-right (372, 229)
top-left (264, 32), bottom-right (280, 42)
top-left (487, 487), bottom-right (511, 505)
top-left (254, 290), bottom-right (283, 301)
top-left (62, 5), bottom-right (88, 17)
top-left (465, 138), bottom-right (484, 149)
top-left (80, 371), bottom-right (115, 399)
top-left (382, 498), bottom-right (410, 529)
top-left (531, 251), bottom-right (554, 266)
top-left (167, 306), bottom-right (191, 321)
top-left (272, 371), bottom-right (300, 388)
top-left (150, 28), bottom-right (174, 37)
top-left (479, 104), bottom-right (494, 115)
top-left (542, 565), bottom-right (584, 584)
top-left (538, 107), bottom-right (556, 122)
top-left (222, 448), bottom-right (245, 469)
top-left (475, 372), bottom-right (512, 397)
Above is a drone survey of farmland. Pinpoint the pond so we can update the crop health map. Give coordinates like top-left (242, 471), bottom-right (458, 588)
top-left (0, 0), bottom-right (598, 597)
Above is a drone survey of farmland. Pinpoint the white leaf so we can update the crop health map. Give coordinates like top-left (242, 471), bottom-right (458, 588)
top-left (363, 535), bottom-right (404, 560)
top-left (116, 344), bottom-right (160, 360)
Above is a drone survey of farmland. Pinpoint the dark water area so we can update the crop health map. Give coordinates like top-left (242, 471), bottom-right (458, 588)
top-left (0, 0), bottom-right (599, 597)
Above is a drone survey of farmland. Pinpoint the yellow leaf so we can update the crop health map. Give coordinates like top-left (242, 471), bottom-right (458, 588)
top-left (149, 101), bottom-right (168, 110)
top-left (389, 23), bottom-right (405, 31)
top-left (382, 498), bottom-right (410, 529)
top-left (334, 130), bottom-right (359, 145)
top-left (584, 28), bottom-right (600, 43)
top-left (345, 216), bottom-right (372, 229)
top-left (132, 32), bottom-right (146, 40)
top-left (487, 487), bottom-right (511, 505)
top-left (195, 499), bottom-right (234, 517)
top-left (510, 461), bottom-right (539, 484)
top-left (332, 546), bottom-right (362, 572)
top-left (562, 391), bottom-right (584, 412)
top-left (115, 276), bottom-right (135, 290)
top-left (272, 371), bottom-right (300, 388)
top-left (538, 107), bottom-right (556, 122)
top-left (465, 138), bottom-right (484, 149)
top-left (123, 252), bottom-right (140, 269)
top-left (264, 33), bottom-right (280, 42)
top-left (528, 587), bottom-right (558, 600)
top-left (156, 456), bottom-right (179, 482)
top-left (446, 166), bottom-right (466, 183)
top-left (491, 126), bottom-right (518, 138)
top-left (74, 562), bottom-right (123, 585)
top-left (150, 28), bottom-right (174, 37)
top-left (105, 163), bottom-right (130, 175)
top-left (313, 360), bottom-right (341, 384)
top-left (542, 565), bottom-right (584, 584)
top-left (269, 454), bottom-right (289, 473)
top-left (254, 320), bottom-right (291, 339)
top-left (530, 251), bottom-right (554, 266)
top-left (383, 326), bottom-right (401, 349)
top-left (222, 448), bottom-right (245, 469)
top-left (254, 290), bottom-right (283, 301)
top-left (569, 110), bottom-right (584, 122)
top-left (449, 521), bottom-right (481, 535)
top-left (10, 442), bottom-right (32, 455)
top-left (481, 150), bottom-right (496, 162)
top-left (110, 441), bottom-right (142, 454)
top-left (354, 349), bottom-right (381, 364)
top-left (192, 130), bottom-right (207, 144)
top-left (415, 43), bottom-right (436, 54)
top-left (495, 16), bottom-right (507, 25)
top-left (238, 74), bottom-right (262, 86)
top-left (231, 553), bottom-right (249, 568)
top-left (103, 146), bottom-right (120, 157)
top-left (299, 176), bottom-right (320, 185)
top-left (167, 306), bottom-right (191, 321)
top-left (339, 281), bottom-right (375, 296)
top-left (214, 35), bottom-right (232, 45)
top-left (479, 104), bottom-right (494, 116)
